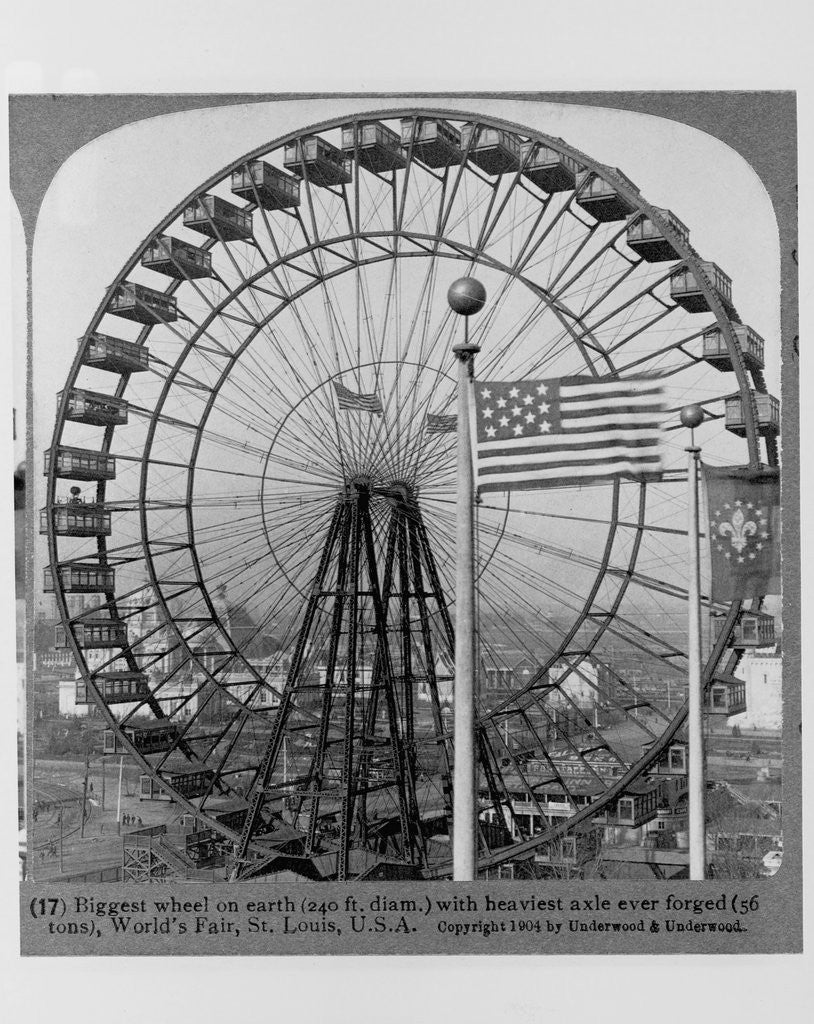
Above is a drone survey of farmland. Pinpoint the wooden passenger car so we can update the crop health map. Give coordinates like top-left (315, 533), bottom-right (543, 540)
top-left (140, 768), bottom-right (215, 801)
top-left (141, 235), bottom-right (213, 279)
top-left (44, 446), bottom-right (115, 481)
top-left (626, 208), bottom-right (689, 262)
top-left (705, 680), bottom-right (747, 716)
top-left (520, 139), bottom-right (580, 193)
top-left (592, 780), bottom-right (663, 828)
top-left (283, 136), bottom-right (352, 187)
top-left (104, 721), bottom-right (180, 756)
top-left (55, 618), bottom-right (128, 650)
top-left (231, 161), bottom-right (300, 210)
top-left (108, 281), bottom-right (178, 324)
top-left (459, 124), bottom-right (521, 175)
top-left (724, 391), bottom-right (780, 437)
top-left (75, 672), bottom-right (150, 705)
top-left (341, 121), bottom-right (406, 172)
top-left (40, 500), bottom-right (112, 537)
top-left (575, 167), bottom-right (639, 222)
top-left (183, 194), bottom-right (253, 242)
top-left (44, 562), bottom-right (115, 594)
top-left (59, 387), bottom-right (128, 427)
top-left (670, 261), bottom-right (733, 314)
top-left (400, 118), bottom-right (463, 168)
top-left (702, 322), bottom-right (765, 372)
top-left (714, 610), bottom-right (775, 648)
top-left (81, 333), bottom-right (150, 374)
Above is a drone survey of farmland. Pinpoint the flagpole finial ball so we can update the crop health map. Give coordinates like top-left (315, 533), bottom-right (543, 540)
top-left (680, 404), bottom-right (704, 429)
top-left (447, 277), bottom-right (487, 317)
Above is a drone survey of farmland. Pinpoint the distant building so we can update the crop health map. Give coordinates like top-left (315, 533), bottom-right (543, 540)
top-left (731, 645), bottom-right (782, 730)
top-left (58, 679), bottom-right (90, 718)
top-left (549, 659), bottom-right (598, 706)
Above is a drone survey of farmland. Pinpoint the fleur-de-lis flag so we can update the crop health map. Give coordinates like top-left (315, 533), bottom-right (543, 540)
top-left (703, 464), bottom-right (780, 602)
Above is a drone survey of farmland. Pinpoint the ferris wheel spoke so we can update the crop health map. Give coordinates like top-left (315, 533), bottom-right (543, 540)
top-left (294, 177), bottom-right (361, 382)
top-left (476, 578), bottom-right (667, 742)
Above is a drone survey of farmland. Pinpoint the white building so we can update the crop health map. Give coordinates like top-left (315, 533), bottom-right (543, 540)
top-left (731, 646), bottom-right (782, 730)
top-left (549, 658), bottom-right (599, 706)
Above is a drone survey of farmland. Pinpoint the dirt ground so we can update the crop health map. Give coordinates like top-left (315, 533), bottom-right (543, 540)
top-left (28, 757), bottom-right (187, 881)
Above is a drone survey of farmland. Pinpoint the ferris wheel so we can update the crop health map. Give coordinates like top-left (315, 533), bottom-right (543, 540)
top-left (43, 109), bottom-right (779, 881)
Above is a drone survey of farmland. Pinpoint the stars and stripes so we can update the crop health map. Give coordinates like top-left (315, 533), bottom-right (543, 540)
top-left (474, 376), bottom-right (665, 492)
top-left (332, 380), bottom-right (383, 415)
top-left (426, 412), bottom-right (457, 434)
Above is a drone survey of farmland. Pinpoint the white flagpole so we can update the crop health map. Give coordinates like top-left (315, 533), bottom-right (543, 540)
top-left (681, 404), bottom-right (705, 879)
top-left (448, 278), bottom-right (486, 882)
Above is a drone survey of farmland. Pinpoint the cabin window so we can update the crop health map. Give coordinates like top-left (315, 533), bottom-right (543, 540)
top-left (668, 746), bottom-right (687, 772)
top-left (741, 617), bottom-right (758, 643)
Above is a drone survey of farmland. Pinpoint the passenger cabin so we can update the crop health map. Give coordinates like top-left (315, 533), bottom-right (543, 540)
top-left (642, 741), bottom-right (688, 776)
top-left (141, 235), bottom-right (213, 279)
top-left (81, 333), bottom-right (150, 374)
top-left (702, 322), bottom-right (765, 373)
top-left (55, 619), bottom-right (128, 650)
top-left (626, 208), bottom-right (690, 262)
top-left (283, 136), bottom-right (352, 187)
top-left (75, 672), bottom-right (149, 705)
top-left (400, 118), bottom-right (463, 168)
top-left (520, 139), bottom-right (580, 193)
top-left (59, 387), bottom-right (128, 427)
top-left (44, 446), bottom-right (115, 481)
top-left (40, 498), bottom-right (112, 537)
top-left (139, 775), bottom-right (172, 801)
top-left (592, 782), bottom-right (662, 828)
top-left (341, 122), bottom-right (406, 172)
top-left (167, 768), bottom-right (215, 798)
top-left (108, 282), bottom-right (178, 324)
top-left (705, 679), bottom-right (747, 716)
top-left (104, 721), bottom-right (179, 756)
top-left (459, 124), bottom-right (521, 175)
top-left (140, 768), bottom-right (214, 801)
top-left (724, 391), bottom-right (780, 438)
top-left (575, 167), bottom-right (639, 222)
top-left (670, 261), bottom-right (733, 314)
top-left (212, 802), bottom-right (249, 831)
top-left (185, 828), bottom-right (229, 867)
top-left (183, 194), bottom-right (253, 242)
top-left (533, 828), bottom-right (599, 867)
top-left (532, 836), bottom-right (580, 866)
top-left (44, 563), bottom-right (115, 594)
top-left (231, 161), bottom-right (300, 210)
top-left (714, 610), bottom-right (776, 648)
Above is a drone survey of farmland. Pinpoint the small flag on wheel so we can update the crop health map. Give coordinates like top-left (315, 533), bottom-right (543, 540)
top-left (703, 465), bottom-right (780, 601)
top-left (426, 412), bottom-right (457, 434)
top-left (473, 376), bottom-right (665, 492)
top-left (333, 380), bottom-right (383, 415)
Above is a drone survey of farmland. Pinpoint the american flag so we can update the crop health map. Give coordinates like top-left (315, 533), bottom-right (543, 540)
top-left (333, 380), bottom-right (383, 414)
top-left (474, 377), bottom-right (665, 492)
top-left (426, 412), bottom-right (457, 434)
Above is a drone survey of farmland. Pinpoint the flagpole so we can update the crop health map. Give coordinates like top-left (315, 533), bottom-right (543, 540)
top-left (448, 277), bottom-right (486, 882)
top-left (681, 403), bottom-right (705, 880)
